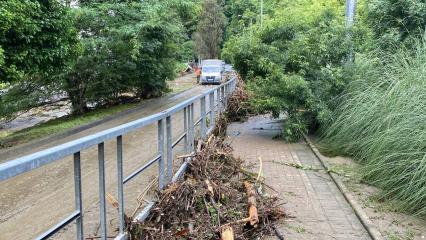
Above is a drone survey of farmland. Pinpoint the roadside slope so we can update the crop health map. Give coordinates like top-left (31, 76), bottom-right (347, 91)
top-left (0, 74), bottom-right (210, 162)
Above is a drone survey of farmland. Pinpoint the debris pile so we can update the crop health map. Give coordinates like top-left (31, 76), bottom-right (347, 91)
top-left (226, 76), bottom-right (252, 122)
top-left (129, 135), bottom-right (285, 239)
top-left (213, 75), bottom-right (251, 138)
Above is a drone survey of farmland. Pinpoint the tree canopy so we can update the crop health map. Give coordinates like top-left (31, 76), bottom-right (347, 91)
top-left (193, 0), bottom-right (226, 59)
top-left (0, 0), bottom-right (202, 116)
top-left (0, 0), bottom-right (78, 83)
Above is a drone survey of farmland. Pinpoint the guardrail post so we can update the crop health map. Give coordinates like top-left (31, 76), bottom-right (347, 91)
top-left (73, 152), bottom-right (83, 240)
top-left (200, 96), bottom-right (206, 140)
top-left (158, 119), bottom-right (165, 189)
top-left (221, 87), bottom-right (225, 111)
top-left (166, 116), bottom-right (173, 180)
top-left (98, 143), bottom-right (107, 240)
top-left (190, 103), bottom-right (195, 151)
top-left (116, 136), bottom-right (125, 236)
top-left (209, 92), bottom-right (215, 131)
top-left (225, 85), bottom-right (229, 108)
top-left (183, 107), bottom-right (188, 153)
top-left (217, 88), bottom-right (222, 113)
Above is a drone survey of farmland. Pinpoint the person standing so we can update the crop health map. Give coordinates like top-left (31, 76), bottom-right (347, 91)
top-left (195, 66), bottom-right (202, 83)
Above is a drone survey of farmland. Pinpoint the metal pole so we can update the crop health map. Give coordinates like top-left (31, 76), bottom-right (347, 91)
top-left (183, 107), bottom-right (188, 153)
top-left (187, 105), bottom-right (192, 151)
top-left (217, 89), bottom-right (222, 113)
top-left (190, 103), bottom-right (195, 151)
top-left (200, 96), bottom-right (206, 140)
top-left (116, 136), bottom-right (125, 235)
top-left (73, 152), bottom-right (83, 240)
top-left (345, 0), bottom-right (357, 62)
top-left (209, 92), bottom-right (215, 130)
top-left (345, 0), bottom-right (356, 28)
top-left (166, 116), bottom-right (173, 180)
top-left (221, 87), bottom-right (225, 111)
top-left (98, 143), bottom-right (106, 240)
top-left (158, 119), bottom-right (165, 189)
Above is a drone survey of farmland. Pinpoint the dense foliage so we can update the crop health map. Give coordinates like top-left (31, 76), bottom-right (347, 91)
top-left (223, 0), bottom-right (349, 141)
top-left (366, 0), bottom-right (426, 51)
top-left (0, 0), bottom-right (78, 83)
top-left (321, 40), bottom-right (426, 216)
top-left (0, 0), bottom-right (78, 116)
top-left (62, 1), bottom-right (190, 114)
top-left (193, 0), bottom-right (226, 59)
top-left (318, 0), bottom-right (426, 216)
top-left (0, 0), bottom-right (201, 116)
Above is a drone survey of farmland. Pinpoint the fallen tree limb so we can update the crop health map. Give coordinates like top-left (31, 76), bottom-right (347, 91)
top-left (244, 181), bottom-right (259, 227)
top-left (106, 193), bottom-right (119, 209)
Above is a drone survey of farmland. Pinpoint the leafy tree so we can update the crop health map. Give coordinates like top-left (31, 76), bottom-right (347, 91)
top-left (224, 0), bottom-right (258, 39)
top-left (0, 0), bottom-right (78, 117)
top-left (365, 0), bottom-right (426, 50)
top-left (223, 0), bottom-right (350, 141)
top-left (0, 0), bottom-right (78, 83)
top-left (62, 0), bottom-right (195, 114)
top-left (193, 0), bottom-right (226, 59)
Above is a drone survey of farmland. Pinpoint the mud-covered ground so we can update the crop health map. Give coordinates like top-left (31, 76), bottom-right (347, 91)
top-left (322, 154), bottom-right (426, 240)
top-left (0, 74), bottom-right (219, 239)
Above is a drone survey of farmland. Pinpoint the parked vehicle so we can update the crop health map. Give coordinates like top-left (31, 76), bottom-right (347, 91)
top-left (200, 65), bottom-right (222, 84)
top-left (201, 59), bottom-right (225, 73)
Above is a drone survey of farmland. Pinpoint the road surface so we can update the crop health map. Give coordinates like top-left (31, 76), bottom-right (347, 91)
top-left (0, 74), bottom-right (216, 239)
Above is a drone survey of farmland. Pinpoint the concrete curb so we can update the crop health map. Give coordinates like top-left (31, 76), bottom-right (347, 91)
top-left (0, 88), bottom-right (193, 162)
top-left (303, 134), bottom-right (384, 240)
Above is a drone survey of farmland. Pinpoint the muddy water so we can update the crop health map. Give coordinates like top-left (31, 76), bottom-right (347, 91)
top-left (0, 79), bottom-right (217, 239)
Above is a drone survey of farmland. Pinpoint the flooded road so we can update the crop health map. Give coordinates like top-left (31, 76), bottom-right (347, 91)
top-left (0, 75), bottom-right (216, 239)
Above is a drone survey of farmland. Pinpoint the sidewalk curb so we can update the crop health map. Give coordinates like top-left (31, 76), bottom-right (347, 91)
top-left (303, 134), bottom-right (384, 240)
top-left (0, 88), bottom-right (193, 162)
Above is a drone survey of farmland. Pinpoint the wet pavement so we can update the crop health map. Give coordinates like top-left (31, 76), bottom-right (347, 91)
top-left (227, 115), bottom-right (371, 240)
top-left (0, 74), bottom-right (216, 239)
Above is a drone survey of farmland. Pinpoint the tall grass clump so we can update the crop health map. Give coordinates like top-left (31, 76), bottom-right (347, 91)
top-left (321, 39), bottom-right (426, 216)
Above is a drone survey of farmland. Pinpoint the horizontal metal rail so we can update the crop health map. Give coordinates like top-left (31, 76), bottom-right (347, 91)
top-left (0, 76), bottom-right (237, 240)
top-left (123, 154), bottom-right (161, 184)
top-left (172, 132), bottom-right (187, 148)
top-left (0, 80), bottom-right (233, 181)
top-left (36, 211), bottom-right (80, 240)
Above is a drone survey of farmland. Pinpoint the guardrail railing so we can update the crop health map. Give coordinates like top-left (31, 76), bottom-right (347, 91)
top-left (0, 76), bottom-right (237, 240)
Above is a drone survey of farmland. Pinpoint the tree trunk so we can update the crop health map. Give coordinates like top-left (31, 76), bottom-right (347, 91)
top-left (66, 76), bottom-right (88, 115)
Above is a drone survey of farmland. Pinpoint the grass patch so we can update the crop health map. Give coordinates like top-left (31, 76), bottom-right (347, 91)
top-left (0, 103), bottom-right (138, 148)
top-left (387, 230), bottom-right (415, 240)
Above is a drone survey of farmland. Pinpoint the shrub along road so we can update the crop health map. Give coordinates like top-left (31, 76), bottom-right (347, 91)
top-left (0, 74), bottom-right (216, 239)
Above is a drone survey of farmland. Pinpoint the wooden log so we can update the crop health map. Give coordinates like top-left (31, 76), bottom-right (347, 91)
top-left (244, 181), bottom-right (259, 226)
top-left (106, 193), bottom-right (119, 209)
top-left (221, 225), bottom-right (234, 240)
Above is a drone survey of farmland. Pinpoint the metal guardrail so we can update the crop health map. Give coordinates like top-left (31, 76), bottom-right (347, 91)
top-left (0, 76), bottom-right (237, 240)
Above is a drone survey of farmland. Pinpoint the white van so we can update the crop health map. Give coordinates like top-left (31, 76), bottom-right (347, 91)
top-left (200, 65), bottom-right (222, 84)
top-left (201, 59), bottom-right (225, 72)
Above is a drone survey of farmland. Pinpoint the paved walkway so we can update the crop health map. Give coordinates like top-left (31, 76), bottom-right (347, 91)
top-left (227, 115), bottom-right (371, 240)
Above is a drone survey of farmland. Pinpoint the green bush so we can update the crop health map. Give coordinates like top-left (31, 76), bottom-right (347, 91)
top-left (321, 39), bottom-right (426, 216)
top-left (222, 0), bottom-right (350, 141)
